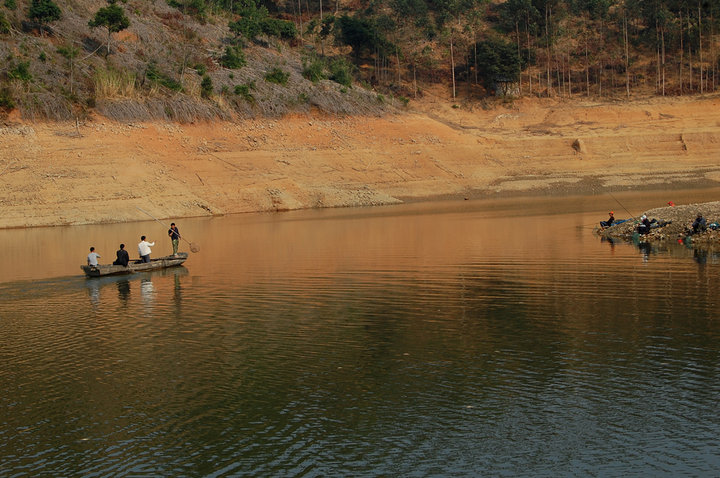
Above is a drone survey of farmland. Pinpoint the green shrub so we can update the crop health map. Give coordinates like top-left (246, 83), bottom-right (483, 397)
top-left (28, 0), bottom-right (62, 26)
top-left (194, 63), bottom-right (207, 76)
top-left (264, 67), bottom-right (289, 86)
top-left (261, 18), bottom-right (297, 39)
top-left (220, 45), bottom-right (246, 69)
top-left (4, 0), bottom-right (17, 10)
top-left (39, 51), bottom-right (47, 62)
top-left (146, 62), bottom-right (182, 91)
top-left (234, 81), bottom-right (255, 102)
top-left (200, 74), bottom-right (213, 98)
top-left (0, 87), bottom-right (14, 110)
top-left (229, 2), bottom-right (296, 41)
top-left (0, 12), bottom-right (10, 34)
top-left (302, 56), bottom-right (326, 83)
top-left (328, 58), bottom-right (353, 87)
top-left (9, 61), bottom-right (32, 82)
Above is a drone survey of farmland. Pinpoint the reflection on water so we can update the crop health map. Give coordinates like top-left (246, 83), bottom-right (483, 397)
top-left (117, 279), bottom-right (130, 304)
top-left (1, 196), bottom-right (720, 476)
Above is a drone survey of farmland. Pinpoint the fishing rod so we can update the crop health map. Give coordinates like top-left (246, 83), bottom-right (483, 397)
top-left (136, 206), bottom-right (200, 253)
top-left (607, 190), bottom-right (638, 221)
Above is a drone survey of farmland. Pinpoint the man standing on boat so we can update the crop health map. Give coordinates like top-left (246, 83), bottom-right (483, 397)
top-left (138, 236), bottom-right (155, 263)
top-left (87, 247), bottom-right (101, 266)
top-left (168, 223), bottom-right (181, 256)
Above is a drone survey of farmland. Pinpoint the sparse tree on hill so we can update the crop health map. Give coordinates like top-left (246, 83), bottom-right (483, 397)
top-left (57, 44), bottom-right (79, 94)
top-left (28, 0), bottom-right (61, 36)
top-left (88, 0), bottom-right (130, 57)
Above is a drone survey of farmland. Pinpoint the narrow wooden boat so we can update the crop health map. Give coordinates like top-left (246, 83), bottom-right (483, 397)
top-left (81, 253), bottom-right (188, 277)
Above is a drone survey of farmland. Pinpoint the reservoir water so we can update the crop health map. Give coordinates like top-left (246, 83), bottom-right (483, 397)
top-left (1, 191), bottom-right (719, 476)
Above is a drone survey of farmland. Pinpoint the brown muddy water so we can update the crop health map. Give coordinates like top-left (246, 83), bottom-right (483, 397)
top-left (1, 190), bottom-right (719, 476)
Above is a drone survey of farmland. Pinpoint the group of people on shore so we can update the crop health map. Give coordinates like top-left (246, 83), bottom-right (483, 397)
top-left (598, 203), bottom-right (709, 236)
top-left (86, 223), bottom-right (181, 267)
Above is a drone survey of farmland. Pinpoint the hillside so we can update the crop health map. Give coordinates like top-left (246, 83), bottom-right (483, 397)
top-left (1, 0), bottom-right (719, 124)
top-left (0, 0), bottom-right (393, 122)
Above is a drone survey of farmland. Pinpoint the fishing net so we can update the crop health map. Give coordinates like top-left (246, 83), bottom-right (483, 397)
top-left (189, 242), bottom-right (200, 253)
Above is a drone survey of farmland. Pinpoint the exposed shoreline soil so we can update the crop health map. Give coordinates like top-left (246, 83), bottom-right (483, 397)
top-left (2, 93), bottom-right (720, 229)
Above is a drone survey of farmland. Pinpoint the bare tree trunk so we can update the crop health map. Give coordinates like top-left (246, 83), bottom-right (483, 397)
top-left (526, 15), bottom-right (532, 94)
top-left (556, 54), bottom-right (561, 95)
top-left (474, 29), bottom-right (478, 86)
top-left (396, 46), bottom-right (401, 84)
top-left (413, 62), bottom-right (417, 98)
top-left (624, 12), bottom-right (630, 99)
top-left (598, 20), bottom-right (605, 96)
top-left (320, 0), bottom-right (324, 56)
top-left (546, 6), bottom-right (551, 94)
top-left (568, 52), bottom-right (572, 96)
top-left (585, 33), bottom-right (590, 96)
top-left (688, 8), bottom-right (693, 92)
top-left (712, 12), bottom-right (716, 91)
top-left (450, 31), bottom-right (456, 99)
top-left (680, 9), bottom-right (684, 95)
top-left (661, 23), bottom-right (666, 96)
top-left (699, 0), bottom-right (703, 93)
top-left (655, 19), bottom-right (660, 93)
top-left (298, 0), bottom-right (303, 45)
top-left (516, 21), bottom-right (521, 94)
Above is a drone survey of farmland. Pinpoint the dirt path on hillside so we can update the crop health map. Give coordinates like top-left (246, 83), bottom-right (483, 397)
top-left (1, 93), bottom-right (720, 228)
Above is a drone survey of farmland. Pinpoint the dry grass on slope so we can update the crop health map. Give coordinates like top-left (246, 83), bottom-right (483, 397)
top-left (0, 0), bottom-right (391, 122)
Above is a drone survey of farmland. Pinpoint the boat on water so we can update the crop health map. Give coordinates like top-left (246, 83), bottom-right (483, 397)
top-left (81, 253), bottom-right (188, 277)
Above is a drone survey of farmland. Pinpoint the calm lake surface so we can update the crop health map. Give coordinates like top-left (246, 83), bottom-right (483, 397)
top-left (2, 190), bottom-right (720, 476)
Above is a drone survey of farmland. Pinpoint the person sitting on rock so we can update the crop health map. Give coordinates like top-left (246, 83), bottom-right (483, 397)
top-left (600, 211), bottom-right (615, 228)
top-left (637, 215), bottom-right (652, 234)
top-left (691, 214), bottom-right (707, 234)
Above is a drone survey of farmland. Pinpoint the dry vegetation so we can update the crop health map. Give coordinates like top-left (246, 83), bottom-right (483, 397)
top-left (0, 0), bottom-right (392, 121)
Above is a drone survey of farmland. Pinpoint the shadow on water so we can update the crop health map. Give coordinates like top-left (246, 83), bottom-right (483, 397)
top-left (0, 266), bottom-right (189, 302)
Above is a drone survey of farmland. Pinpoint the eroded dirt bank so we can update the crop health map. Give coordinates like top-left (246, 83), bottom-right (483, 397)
top-left (2, 94), bottom-right (720, 228)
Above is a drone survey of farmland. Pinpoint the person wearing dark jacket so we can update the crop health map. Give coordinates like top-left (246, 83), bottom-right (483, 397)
top-left (113, 244), bottom-right (130, 266)
top-left (692, 214), bottom-right (707, 234)
top-left (637, 215), bottom-right (652, 234)
top-left (168, 223), bottom-right (181, 256)
top-left (600, 211), bottom-right (615, 228)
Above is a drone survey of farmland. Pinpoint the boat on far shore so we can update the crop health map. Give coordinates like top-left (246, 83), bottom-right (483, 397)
top-left (81, 253), bottom-right (188, 277)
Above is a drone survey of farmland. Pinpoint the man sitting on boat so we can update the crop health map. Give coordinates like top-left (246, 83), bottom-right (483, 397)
top-left (113, 244), bottom-right (130, 267)
top-left (87, 247), bottom-right (101, 267)
top-left (138, 236), bottom-right (155, 263)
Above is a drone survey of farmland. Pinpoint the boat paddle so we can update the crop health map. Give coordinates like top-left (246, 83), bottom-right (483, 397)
top-left (136, 206), bottom-right (200, 253)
